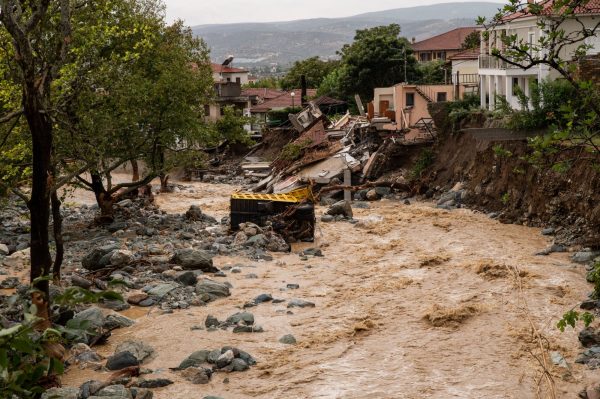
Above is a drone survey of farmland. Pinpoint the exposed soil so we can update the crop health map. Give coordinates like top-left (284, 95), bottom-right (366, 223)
top-left (60, 180), bottom-right (596, 398)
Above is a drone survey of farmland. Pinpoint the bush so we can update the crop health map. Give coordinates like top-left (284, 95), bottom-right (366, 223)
top-left (409, 149), bottom-right (435, 180)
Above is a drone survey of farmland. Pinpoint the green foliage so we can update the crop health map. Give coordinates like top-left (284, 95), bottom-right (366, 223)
top-left (280, 57), bottom-right (339, 91)
top-left (214, 106), bottom-right (254, 146)
top-left (267, 107), bottom-right (302, 127)
top-left (500, 192), bottom-right (510, 205)
top-left (493, 145), bottom-right (513, 158)
top-left (336, 24), bottom-right (419, 102)
top-left (243, 77), bottom-right (280, 89)
top-left (317, 66), bottom-right (348, 99)
top-left (409, 149), bottom-right (435, 180)
top-left (586, 262), bottom-right (600, 300)
top-left (280, 140), bottom-right (312, 161)
top-left (0, 285), bottom-right (123, 398)
top-left (416, 61), bottom-right (448, 85)
top-left (461, 31), bottom-right (481, 50)
top-left (557, 309), bottom-right (595, 332)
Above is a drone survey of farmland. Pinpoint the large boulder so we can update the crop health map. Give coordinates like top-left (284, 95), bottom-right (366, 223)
top-left (326, 201), bottom-right (353, 218)
top-left (73, 306), bottom-right (105, 330)
top-left (82, 244), bottom-right (119, 271)
top-left (171, 249), bottom-right (217, 272)
top-left (115, 340), bottom-right (154, 363)
top-left (42, 388), bottom-right (79, 399)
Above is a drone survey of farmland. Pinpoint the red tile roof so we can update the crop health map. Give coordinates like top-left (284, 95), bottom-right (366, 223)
top-left (211, 63), bottom-right (248, 74)
top-left (448, 48), bottom-right (480, 61)
top-left (412, 27), bottom-right (479, 52)
top-left (251, 89), bottom-right (318, 113)
top-left (241, 88), bottom-right (284, 100)
top-left (501, 0), bottom-right (600, 21)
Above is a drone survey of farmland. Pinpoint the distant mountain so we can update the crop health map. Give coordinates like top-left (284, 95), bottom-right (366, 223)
top-left (192, 2), bottom-right (502, 68)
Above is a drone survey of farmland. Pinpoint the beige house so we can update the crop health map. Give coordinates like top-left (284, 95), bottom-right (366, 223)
top-left (206, 63), bottom-right (251, 122)
top-left (372, 83), bottom-right (465, 129)
top-left (412, 27), bottom-right (478, 63)
top-left (448, 49), bottom-right (481, 94)
top-left (479, 1), bottom-right (600, 110)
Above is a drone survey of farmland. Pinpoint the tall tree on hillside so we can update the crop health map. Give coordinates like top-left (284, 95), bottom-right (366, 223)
top-left (336, 24), bottom-right (419, 102)
top-left (280, 57), bottom-right (340, 91)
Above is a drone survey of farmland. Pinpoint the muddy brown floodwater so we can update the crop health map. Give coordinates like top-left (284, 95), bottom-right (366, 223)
top-left (63, 180), bottom-right (596, 399)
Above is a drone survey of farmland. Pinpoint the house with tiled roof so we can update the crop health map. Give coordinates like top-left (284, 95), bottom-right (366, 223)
top-left (211, 63), bottom-right (249, 85)
top-left (448, 49), bottom-right (481, 90)
top-left (205, 62), bottom-right (252, 122)
top-left (479, 0), bottom-right (600, 110)
top-left (412, 27), bottom-right (478, 63)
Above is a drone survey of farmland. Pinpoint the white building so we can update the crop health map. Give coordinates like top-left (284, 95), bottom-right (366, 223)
top-left (479, 1), bottom-right (600, 110)
top-left (211, 63), bottom-right (249, 85)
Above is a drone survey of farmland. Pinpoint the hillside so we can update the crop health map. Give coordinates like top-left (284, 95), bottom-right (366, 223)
top-left (192, 2), bottom-right (502, 67)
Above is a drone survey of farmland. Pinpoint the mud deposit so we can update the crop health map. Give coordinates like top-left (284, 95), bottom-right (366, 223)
top-left (62, 181), bottom-right (595, 398)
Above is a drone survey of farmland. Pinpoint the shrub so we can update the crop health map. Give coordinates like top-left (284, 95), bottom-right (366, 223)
top-left (409, 149), bottom-right (435, 180)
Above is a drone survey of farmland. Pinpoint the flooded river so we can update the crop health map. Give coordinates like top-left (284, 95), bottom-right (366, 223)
top-left (63, 180), bottom-right (594, 398)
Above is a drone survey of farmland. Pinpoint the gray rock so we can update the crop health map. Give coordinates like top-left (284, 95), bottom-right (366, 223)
top-left (130, 388), bottom-right (153, 399)
top-left (71, 275), bottom-right (94, 289)
top-left (573, 251), bottom-right (600, 264)
top-left (230, 358), bottom-right (249, 371)
top-left (279, 334), bottom-right (297, 344)
top-left (95, 384), bottom-right (132, 398)
top-left (172, 249), bottom-right (217, 272)
top-left (580, 327), bottom-right (600, 348)
top-left (254, 293), bottom-right (273, 304)
top-left (181, 367), bottom-right (211, 384)
top-left (147, 283), bottom-right (179, 297)
top-left (175, 271), bottom-right (198, 286)
top-left (245, 273), bottom-right (258, 279)
top-left (366, 189), bottom-right (379, 201)
top-left (303, 248), bottom-right (323, 257)
top-left (0, 244), bottom-right (9, 256)
top-left (216, 350), bottom-right (234, 368)
top-left (178, 350), bottom-right (211, 369)
top-left (106, 351), bottom-right (139, 371)
top-left (42, 387), bottom-right (79, 399)
top-left (287, 299), bottom-right (315, 308)
top-left (102, 300), bottom-right (130, 312)
top-left (82, 245), bottom-right (119, 271)
top-left (541, 227), bottom-right (555, 236)
top-left (226, 312), bottom-right (254, 325)
top-left (321, 214), bottom-right (335, 223)
top-left (195, 280), bottom-right (231, 302)
top-left (134, 379), bottom-right (173, 389)
top-left (266, 234), bottom-right (290, 252)
top-left (73, 306), bottom-right (105, 330)
top-left (104, 313), bottom-right (135, 330)
top-left (207, 349), bottom-right (221, 364)
top-left (115, 340), bottom-right (154, 363)
top-left (205, 315), bottom-right (220, 328)
top-left (109, 250), bottom-right (134, 266)
top-left (327, 200), bottom-right (353, 218)
top-left (286, 284), bottom-right (300, 289)
top-left (244, 234), bottom-right (268, 247)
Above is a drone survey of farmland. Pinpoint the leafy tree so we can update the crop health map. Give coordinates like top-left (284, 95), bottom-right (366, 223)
top-left (461, 30), bottom-right (481, 50)
top-left (317, 65), bottom-right (347, 98)
top-left (416, 60), bottom-right (448, 84)
top-left (214, 106), bottom-right (254, 146)
top-left (280, 57), bottom-right (340, 91)
top-left (479, 0), bottom-right (600, 160)
top-left (336, 24), bottom-right (419, 102)
top-left (243, 77), bottom-right (280, 89)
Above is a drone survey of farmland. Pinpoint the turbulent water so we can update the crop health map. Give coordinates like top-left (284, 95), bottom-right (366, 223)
top-left (63, 180), bottom-right (595, 398)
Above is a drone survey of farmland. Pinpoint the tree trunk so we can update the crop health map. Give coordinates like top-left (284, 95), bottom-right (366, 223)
top-left (51, 191), bottom-right (64, 283)
top-left (91, 172), bottom-right (115, 222)
top-left (24, 87), bottom-right (53, 308)
top-left (131, 159), bottom-right (140, 182)
top-left (159, 174), bottom-right (170, 193)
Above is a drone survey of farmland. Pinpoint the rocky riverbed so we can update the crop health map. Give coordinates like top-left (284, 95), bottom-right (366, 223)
top-left (1, 177), bottom-right (600, 398)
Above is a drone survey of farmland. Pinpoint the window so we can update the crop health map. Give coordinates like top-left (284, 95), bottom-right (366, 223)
top-left (406, 93), bottom-right (415, 107)
top-left (204, 104), bottom-right (210, 116)
top-left (437, 52), bottom-right (446, 61)
top-left (226, 77), bottom-right (231, 82)
top-left (236, 77), bottom-right (241, 84)
top-left (436, 92), bottom-right (447, 102)
top-left (512, 77), bottom-right (519, 96)
top-left (420, 53), bottom-right (431, 62)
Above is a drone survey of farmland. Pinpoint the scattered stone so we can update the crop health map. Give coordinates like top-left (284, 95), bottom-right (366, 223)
top-left (245, 273), bottom-right (258, 279)
top-left (0, 243), bottom-right (9, 256)
top-left (81, 244), bottom-right (119, 271)
top-left (576, 346), bottom-right (600, 368)
top-left (542, 227), bottom-right (555, 236)
top-left (109, 250), bottom-right (134, 267)
top-left (286, 284), bottom-right (300, 289)
top-left (182, 367), bottom-right (211, 384)
top-left (279, 334), bottom-right (297, 344)
top-left (195, 280), bottom-right (231, 302)
top-left (254, 293), bottom-right (273, 304)
top-left (573, 251), bottom-right (600, 264)
top-left (138, 298), bottom-right (155, 307)
top-left (130, 388), bottom-right (153, 399)
top-left (127, 293), bottom-right (149, 305)
top-left (73, 306), bottom-right (105, 330)
top-left (550, 351), bottom-right (568, 368)
top-left (147, 283), bottom-right (179, 297)
top-left (42, 387), bottom-right (79, 399)
top-left (580, 300), bottom-right (600, 311)
top-left (175, 271), bottom-right (198, 286)
top-left (95, 384), bottom-right (132, 399)
top-left (177, 350), bottom-right (211, 369)
top-left (230, 358), bottom-right (249, 372)
top-left (115, 340), bottom-right (154, 363)
top-left (321, 215), bottom-right (334, 223)
top-left (0, 277), bottom-right (19, 289)
top-left (287, 299), bottom-right (315, 308)
top-left (205, 315), bottom-right (220, 328)
top-left (366, 189), bottom-right (379, 201)
top-left (71, 275), bottom-right (94, 289)
top-left (580, 327), bottom-right (600, 348)
top-left (326, 200), bottom-right (353, 218)
top-left (171, 249), bottom-right (217, 272)
top-left (216, 350), bottom-right (234, 368)
top-left (226, 312), bottom-right (254, 325)
top-left (134, 379), bottom-right (173, 389)
top-left (303, 248), bottom-right (323, 257)
top-left (104, 313), bottom-right (135, 330)
top-left (106, 351), bottom-right (139, 371)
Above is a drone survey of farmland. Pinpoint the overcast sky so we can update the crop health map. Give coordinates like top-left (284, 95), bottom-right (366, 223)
top-left (164, 0), bottom-right (491, 26)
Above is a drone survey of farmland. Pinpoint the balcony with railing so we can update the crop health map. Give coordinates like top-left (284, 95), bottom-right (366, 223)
top-left (479, 54), bottom-right (523, 70)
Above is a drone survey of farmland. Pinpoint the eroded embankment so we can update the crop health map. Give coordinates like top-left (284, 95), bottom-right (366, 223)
top-left (420, 129), bottom-right (600, 247)
top-left (60, 182), bottom-right (596, 399)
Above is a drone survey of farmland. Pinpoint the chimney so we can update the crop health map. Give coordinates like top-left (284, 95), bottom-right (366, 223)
top-left (300, 75), bottom-right (307, 106)
top-left (412, 37), bottom-right (416, 44)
